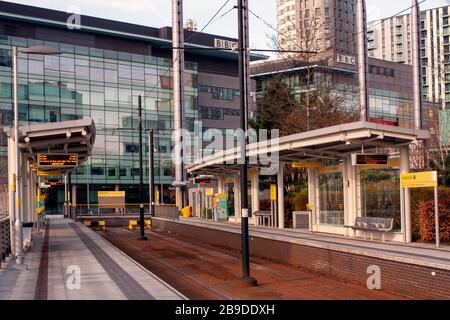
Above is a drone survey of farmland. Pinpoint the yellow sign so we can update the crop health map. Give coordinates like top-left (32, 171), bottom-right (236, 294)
top-left (319, 164), bottom-right (344, 174)
top-left (205, 188), bottom-right (214, 197)
top-left (37, 170), bottom-right (62, 177)
top-left (215, 193), bottom-right (227, 199)
top-left (292, 162), bottom-right (321, 169)
top-left (98, 191), bottom-right (125, 197)
top-left (400, 171), bottom-right (438, 188)
top-left (98, 191), bottom-right (125, 209)
top-left (155, 190), bottom-right (160, 202)
top-left (270, 184), bottom-right (277, 201)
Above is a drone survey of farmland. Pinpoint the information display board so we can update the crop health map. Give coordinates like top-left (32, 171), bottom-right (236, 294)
top-left (351, 153), bottom-right (389, 166)
top-left (37, 153), bottom-right (78, 168)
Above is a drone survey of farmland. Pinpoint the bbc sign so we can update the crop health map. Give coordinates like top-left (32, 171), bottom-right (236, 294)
top-left (337, 53), bottom-right (356, 66)
top-left (214, 38), bottom-right (238, 50)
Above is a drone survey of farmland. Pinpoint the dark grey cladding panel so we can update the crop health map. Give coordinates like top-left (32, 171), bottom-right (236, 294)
top-left (35, 26), bottom-right (95, 47)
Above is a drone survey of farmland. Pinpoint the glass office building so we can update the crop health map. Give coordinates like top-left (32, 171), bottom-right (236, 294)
top-left (0, 2), bottom-right (266, 211)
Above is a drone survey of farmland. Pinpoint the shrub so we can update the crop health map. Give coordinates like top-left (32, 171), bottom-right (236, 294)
top-left (417, 188), bottom-right (450, 243)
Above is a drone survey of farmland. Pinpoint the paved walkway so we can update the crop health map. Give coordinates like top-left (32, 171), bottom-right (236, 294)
top-left (0, 216), bottom-right (185, 300)
top-left (175, 218), bottom-right (450, 271)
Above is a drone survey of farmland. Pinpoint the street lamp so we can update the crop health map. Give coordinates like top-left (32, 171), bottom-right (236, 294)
top-left (12, 45), bottom-right (62, 264)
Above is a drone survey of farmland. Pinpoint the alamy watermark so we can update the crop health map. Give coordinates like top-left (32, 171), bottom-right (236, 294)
top-left (66, 5), bottom-right (81, 30)
top-left (170, 121), bottom-right (280, 175)
top-left (366, 265), bottom-right (381, 290)
top-left (66, 265), bottom-right (81, 290)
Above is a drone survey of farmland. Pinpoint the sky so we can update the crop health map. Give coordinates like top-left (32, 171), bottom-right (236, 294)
top-left (3, 0), bottom-right (450, 52)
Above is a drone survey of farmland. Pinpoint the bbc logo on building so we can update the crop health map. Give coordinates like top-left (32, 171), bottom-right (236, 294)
top-left (214, 38), bottom-right (238, 51)
top-left (337, 53), bottom-right (356, 66)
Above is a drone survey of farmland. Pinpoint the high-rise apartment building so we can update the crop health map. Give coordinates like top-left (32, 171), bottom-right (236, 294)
top-left (277, 0), bottom-right (357, 66)
top-left (368, 5), bottom-right (450, 109)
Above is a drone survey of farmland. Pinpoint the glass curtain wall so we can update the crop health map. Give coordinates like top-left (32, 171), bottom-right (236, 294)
top-left (0, 35), bottom-right (199, 207)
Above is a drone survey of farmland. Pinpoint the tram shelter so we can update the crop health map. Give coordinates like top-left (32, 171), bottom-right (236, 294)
top-left (186, 121), bottom-right (430, 243)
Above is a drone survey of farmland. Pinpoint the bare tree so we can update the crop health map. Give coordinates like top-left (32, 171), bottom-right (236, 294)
top-left (252, 13), bottom-right (359, 135)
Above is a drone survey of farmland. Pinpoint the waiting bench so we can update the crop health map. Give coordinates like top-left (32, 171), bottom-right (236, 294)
top-left (345, 216), bottom-right (393, 242)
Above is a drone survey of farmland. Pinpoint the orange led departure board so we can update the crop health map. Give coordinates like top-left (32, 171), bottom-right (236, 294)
top-left (351, 153), bottom-right (389, 166)
top-left (37, 153), bottom-right (78, 168)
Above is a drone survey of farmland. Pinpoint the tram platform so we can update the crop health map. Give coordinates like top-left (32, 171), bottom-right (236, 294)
top-left (0, 215), bottom-right (185, 300)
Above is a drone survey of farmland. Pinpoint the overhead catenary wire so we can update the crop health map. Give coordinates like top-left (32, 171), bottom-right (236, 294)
top-left (142, 0), bottom-right (234, 100)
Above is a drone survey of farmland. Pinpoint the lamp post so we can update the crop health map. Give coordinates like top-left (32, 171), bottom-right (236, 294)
top-left (12, 45), bottom-right (61, 264)
top-left (137, 95), bottom-right (147, 241)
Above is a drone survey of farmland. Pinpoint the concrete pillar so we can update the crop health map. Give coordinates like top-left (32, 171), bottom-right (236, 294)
top-left (250, 173), bottom-right (259, 214)
top-left (343, 155), bottom-right (357, 237)
top-left (307, 168), bottom-right (317, 232)
top-left (218, 176), bottom-right (225, 194)
top-left (277, 163), bottom-right (285, 229)
top-left (400, 146), bottom-right (412, 243)
top-left (233, 174), bottom-right (241, 221)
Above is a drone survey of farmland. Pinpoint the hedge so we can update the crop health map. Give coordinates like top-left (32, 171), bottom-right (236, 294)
top-left (417, 188), bottom-right (450, 243)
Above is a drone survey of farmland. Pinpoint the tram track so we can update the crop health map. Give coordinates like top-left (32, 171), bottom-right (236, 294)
top-left (99, 228), bottom-right (233, 300)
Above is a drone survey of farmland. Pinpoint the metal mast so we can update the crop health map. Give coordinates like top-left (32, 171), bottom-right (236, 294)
top-left (411, 0), bottom-right (423, 129)
top-left (172, 0), bottom-right (186, 210)
top-left (356, 0), bottom-right (369, 122)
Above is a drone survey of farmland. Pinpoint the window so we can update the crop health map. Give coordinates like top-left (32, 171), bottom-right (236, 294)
top-left (29, 60), bottom-right (44, 75)
top-left (108, 168), bottom-right (116, 177)
top-left (118, 64), bottom-right (131, 79)
top-left (91, 167), bottom-right (104, 175)
top-left (0, 49), bottom-right (11, 67)
top-left (90, 68), bottom-right (104, 82)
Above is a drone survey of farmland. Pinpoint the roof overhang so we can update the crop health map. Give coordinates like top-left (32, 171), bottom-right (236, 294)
top-left (3, 118), bottom-right (96, 172)
top-left (186, 121), bottom-right (430, 175)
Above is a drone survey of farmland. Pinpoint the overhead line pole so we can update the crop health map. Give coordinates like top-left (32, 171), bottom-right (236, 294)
top-left (172, 0), bottom-right (186, 210)
top-left (236, 0), bottom-right (257, 288)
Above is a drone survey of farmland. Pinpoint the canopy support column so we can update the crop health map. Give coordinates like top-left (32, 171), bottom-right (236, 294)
top-left (400, 146), bottom-right (412, 243)
top-left (277, 163), bottom-right (285, 229)
top-left (233, 175), bottom-right (241, 222)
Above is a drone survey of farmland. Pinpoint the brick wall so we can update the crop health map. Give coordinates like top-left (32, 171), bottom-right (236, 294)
top-left (152, 219), bottom-right (450, 300)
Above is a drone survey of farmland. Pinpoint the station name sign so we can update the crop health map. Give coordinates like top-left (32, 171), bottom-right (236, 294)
top-left (351, 153), bottom-right (389, 166)
top-left (214, 38), bottom-right (238, 50)
top-left (37, 153), bottom-right (78, 168)
top-left (337, 53), bottom-right (356, 66)
top-left (400, 171), bottom-right (438, 188)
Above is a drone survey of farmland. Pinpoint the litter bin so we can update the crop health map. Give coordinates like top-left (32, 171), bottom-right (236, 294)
top-left (181, 206), bottom-right (192, 218)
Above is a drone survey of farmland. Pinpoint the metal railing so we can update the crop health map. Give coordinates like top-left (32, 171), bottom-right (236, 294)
top-left (0, 214), bottom-right (11, 268)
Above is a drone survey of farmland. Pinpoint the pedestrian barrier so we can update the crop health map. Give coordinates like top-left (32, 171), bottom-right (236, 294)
top-left (0, 215), bottom-right (11, 267)
top-left (83, 220), bottom-right (106, 231)
top-left (128, 219), bottom-right (151, 231)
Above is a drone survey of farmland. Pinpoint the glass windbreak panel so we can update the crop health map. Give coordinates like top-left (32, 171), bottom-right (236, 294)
top-left (359, 169), bottom-right (401, 230)
top-left (319, 171), bottom-right (344, 226)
